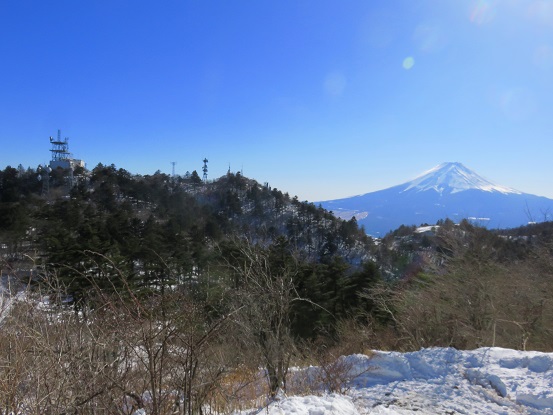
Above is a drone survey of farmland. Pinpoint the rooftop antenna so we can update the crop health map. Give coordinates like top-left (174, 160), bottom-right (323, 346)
top-left (171, 161), bottom-right (177, 177)
top-left (202, 158), bottom-right (208, 182)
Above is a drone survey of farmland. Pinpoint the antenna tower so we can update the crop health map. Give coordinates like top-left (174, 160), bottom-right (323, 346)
top-left (171, 161), bottom-right (177, 177)
top-left (202, 158), bottom-right (208, 182)
top-left (50, 130), bottom-right (71, 162)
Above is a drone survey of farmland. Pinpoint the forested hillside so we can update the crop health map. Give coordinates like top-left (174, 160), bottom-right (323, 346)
top-left (2, 163), bottom-right (553, 348)
top-left (1, 163), bottom-right (553, 414)
top-left (1, 164), bottom-right (378, 333)
top-left (367, 218), bottom-right (553, 351)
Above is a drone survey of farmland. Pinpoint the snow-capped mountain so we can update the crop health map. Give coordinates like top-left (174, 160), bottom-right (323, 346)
top-left (402, 162), bottom-right (521, 195)
top-left (319, 162), bottom-right (553, 236)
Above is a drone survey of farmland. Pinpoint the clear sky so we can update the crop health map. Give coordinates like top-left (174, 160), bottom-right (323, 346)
top-left (1, 0), bottom-right (553, 202)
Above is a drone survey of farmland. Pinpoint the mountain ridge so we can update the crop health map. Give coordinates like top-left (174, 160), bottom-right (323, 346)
top-left (318, 162), bottom-right (553, 236)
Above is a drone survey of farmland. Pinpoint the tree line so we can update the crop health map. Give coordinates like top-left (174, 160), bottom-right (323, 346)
top-left (1, 163), bottom-right (380, 335)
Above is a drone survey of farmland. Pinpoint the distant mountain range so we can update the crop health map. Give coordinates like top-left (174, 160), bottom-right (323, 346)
top-left (318, 162), bottom-right (553, 236)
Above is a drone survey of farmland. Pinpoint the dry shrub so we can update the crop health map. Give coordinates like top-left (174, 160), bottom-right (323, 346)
top-left (289, 328), bottom-right (376, 397)
top-left (0, 278), bottom-right (246, 415)
top-left (208, 364), bottom-right (268, 413)
top-left (363, 251), bottom-right (553, 352)
top-left (311, 342), bottom-right (373, 394)
top-left (333, 318), bottom-right (377, 356)
top-left (0, 300), bottom-right (33, 414)
top-left (0, 291), bottom-right (122, 415)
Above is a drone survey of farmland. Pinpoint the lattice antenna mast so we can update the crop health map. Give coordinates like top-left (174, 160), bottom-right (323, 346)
top-left (202, 158), bottom-right (208, 182)
top-left (50, 129), bottom-right (71, 162)
top-left (171, 161), bottom-right (177, 177)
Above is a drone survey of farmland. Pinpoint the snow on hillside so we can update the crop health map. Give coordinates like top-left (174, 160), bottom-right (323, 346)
top-left (402, 162), bottom-right (522, 195)
top-left (243, 347), bottom-right (553, 415)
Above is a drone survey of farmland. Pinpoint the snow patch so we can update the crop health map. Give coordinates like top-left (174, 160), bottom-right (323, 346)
top-left (516, 394), bottom-right (553, 411)
top-left (415, 225), bottom-right (439, 233)
top-left (262, 394), bottom-right (358, 415)
top-left (329, 209), bottom-right (369, 221)
top-left (252, 347), bottom-right (553, 415)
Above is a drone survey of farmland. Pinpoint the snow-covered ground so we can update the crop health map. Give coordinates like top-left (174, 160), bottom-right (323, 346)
top-left (247, 347), bottom-right (553, 415)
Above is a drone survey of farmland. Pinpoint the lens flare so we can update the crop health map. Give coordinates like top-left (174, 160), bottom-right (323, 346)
top-left (470, 0), bottom-right (496, 25)
top-left (402, 57), bottom-right (415, 70)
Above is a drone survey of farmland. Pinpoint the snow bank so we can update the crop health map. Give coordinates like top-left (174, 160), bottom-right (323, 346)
top-left (253, 347), bottom-right (553, 415)
top-left (263, 394), bottom-right (358, 415)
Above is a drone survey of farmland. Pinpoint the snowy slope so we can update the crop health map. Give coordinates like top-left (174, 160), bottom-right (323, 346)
top-left (402, 162), bottom-right (521, 195)
top-left (245, 347), bottom-right (553, 415)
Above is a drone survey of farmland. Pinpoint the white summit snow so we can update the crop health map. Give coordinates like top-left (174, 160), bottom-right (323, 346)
top-left (402, 162), bottom-right (522, 195)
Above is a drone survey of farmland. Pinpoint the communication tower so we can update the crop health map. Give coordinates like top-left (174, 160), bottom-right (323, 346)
top-left (171, 161), bottom-right (177, 177)
top-left (202, 158), bottom-right (208, 182)
top-left (48, 130), bottom-right (85, 171)
top-left (49, 130), bottom-right (71, 168)
top-left (47, 130), bottom-right (86, 190)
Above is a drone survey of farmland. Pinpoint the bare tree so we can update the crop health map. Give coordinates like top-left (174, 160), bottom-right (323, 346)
top-left (224, 240), bottom-right (301, 398)
top-left (0, 257), bottom-right (245, 415)
top-left (88, 267), bottom-right (238, 415)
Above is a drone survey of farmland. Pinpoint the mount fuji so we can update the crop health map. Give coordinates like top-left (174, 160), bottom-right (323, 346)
top-left (319, 162), bottom-right (553, 236)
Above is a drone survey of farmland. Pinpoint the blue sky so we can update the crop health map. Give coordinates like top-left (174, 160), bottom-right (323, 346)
top-left (1, 0), bottom-right (553, 202)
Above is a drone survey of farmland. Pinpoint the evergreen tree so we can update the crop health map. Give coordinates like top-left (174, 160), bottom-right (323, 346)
top-left (190, 170), bottom-right (202, 185)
